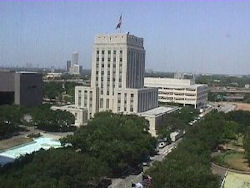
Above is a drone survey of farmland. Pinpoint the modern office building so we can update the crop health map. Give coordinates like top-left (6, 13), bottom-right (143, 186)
top-left (144, 77), bottom-right (208, 109)
top-left (75, 33), bottom-right (158, 119)
top-left (68, 52), bottom-right (82, 75)
top-left (0, 71), bottom-right (42, 106)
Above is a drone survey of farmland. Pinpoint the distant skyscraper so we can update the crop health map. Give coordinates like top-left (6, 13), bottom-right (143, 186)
top-left (71, 52), bottom-right (79, 65)
top-left (68, 52), bottom-right (81, 75)
top-left (67, 60), bottom-right (71, 72)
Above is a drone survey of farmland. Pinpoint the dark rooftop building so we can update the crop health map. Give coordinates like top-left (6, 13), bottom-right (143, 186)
top-left (0, 71), bottom-right (42, 106)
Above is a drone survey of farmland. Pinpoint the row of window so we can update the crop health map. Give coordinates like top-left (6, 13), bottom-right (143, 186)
top-left (158, 91), bottom-right (196, 96)
top-left (96, 62), bottom-right (122, 69)
top-left (160, 87), bottom-right (196, 92)
top-left (96, 50), bottom-right (123, 55)
top-left (96, 57), bottom-right (122, 62)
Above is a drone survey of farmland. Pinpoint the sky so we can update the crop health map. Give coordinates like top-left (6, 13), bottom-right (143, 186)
top-left (0, 0), bottom-right (250, 75)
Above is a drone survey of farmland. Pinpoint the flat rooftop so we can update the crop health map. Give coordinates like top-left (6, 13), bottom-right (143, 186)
top-left (139, 106), bottom-right (179, 117)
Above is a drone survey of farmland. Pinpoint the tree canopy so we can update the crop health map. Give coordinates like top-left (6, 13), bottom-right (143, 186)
top-left (147, 112), bottom-right (228, 188)
top-left (61, 111), bottom-right (156, 176)
top-left (0, 149), bottom-right (109, 188)
top-left (0, 111), bottom-right (156, 187)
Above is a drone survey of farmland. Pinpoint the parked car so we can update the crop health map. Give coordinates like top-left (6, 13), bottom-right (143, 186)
top-left (142, 156), bottom-right (151, 166)
top-left (158, 142), bottom-right (166, 149)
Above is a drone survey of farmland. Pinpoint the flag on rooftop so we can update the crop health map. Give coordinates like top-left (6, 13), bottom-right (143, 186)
top-left (116, 14), bottom-right (122, 29)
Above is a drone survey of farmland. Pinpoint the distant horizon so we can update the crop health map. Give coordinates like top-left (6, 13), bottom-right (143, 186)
top-left (0, 1), bottom-right (250, 75)
top-left (1, 65), bottom-right (250, 77)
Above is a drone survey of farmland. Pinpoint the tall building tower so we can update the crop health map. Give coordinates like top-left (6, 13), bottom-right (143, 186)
top-left (66, 60), bottom-right (71, 72)
top-left (75, 33), bottom-right (158, 119)
top-left (72, 52), bottom-right (79, 65)
top-left (68, 52), bottom-right (81, 75)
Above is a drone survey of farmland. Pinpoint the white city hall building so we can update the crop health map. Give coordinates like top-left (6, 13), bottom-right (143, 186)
top-left (144, 77), bottom-right (208, 109)
top-left (54, 33), bottom-right (179, 136)
top-left (75, 33), bottom-right (159, 119)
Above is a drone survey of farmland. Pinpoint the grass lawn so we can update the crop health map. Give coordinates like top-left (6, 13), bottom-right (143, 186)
top-left (224, 152), bottom-right (250, 171)
top-left (0, 137), bottom-right (33, 151)
top-left (224, 171), bottom-right (250, 188)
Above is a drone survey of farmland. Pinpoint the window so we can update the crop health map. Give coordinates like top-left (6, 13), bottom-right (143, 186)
top-left (102, 50), bottom-right (105, 55)
top-left (108, 58), bottom-right (111, 62)
top-left (120, 50), bottom-right (123, 54)
top-left (113, 57), bottom-right (116, 62)
top-left (100, 98), bottom-right (103, 108)
top-left (108, 50), bottom-right (111, 54)
top-left (108, 63), bottom-right (110, 68)
top-left (106, 99), bottom-right (109, 108)
top-left (78, 97), bottom-right (81, 106)
top-left (102, 58), bottom-right (104, 62)
top-left (96, 50), bottom-right (99, 54)
top-left (113, 50), bottom-right (116, 55)
top-left (96, 57), bottom-right (99, 61)
top-left (101, 64), bottom-right (104, 68)
top-left (120, 58), bottom-right (122, 62)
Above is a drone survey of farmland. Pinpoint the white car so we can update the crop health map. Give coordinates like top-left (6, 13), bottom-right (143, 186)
top-left (158, 142), bottom-right (166, 149)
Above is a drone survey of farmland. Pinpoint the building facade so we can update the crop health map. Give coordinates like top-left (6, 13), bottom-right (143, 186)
top-left (0, 71), bottom-right (42, 106)
top-left (68, 52), bottom-right (82, 75)
top-left (51, 105), bottom-right (88, 127)
top-left (144, 77), bottom-right (208, 109)
top-left (75, 33), bottom-right (158, 119)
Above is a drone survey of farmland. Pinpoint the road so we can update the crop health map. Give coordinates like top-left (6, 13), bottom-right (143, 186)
top-left (109, 105), bottom-right (215, 188)
top-left (210, 102), bottom-right (236, 113)
top-left (109, 139), bottom-right (182, 188)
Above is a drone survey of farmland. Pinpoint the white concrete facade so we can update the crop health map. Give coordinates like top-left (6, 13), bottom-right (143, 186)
top-left (144, 77), bottom-right (208, 109)
top-left (138, 106), bottom-right (179, 136)
top-left (51, 105), bottom-right (88, 126)
top-left (75, 33), bottom-right (158, 119)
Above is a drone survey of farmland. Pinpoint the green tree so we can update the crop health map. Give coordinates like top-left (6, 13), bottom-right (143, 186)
top-left (32, 108), bottom-right (75, 132)
top-left (61, 112), bottom-right (156, 176)
top-left (243, 128), bottom-right (250, 165)
top-left (0, 149), bottom-right (109, 188)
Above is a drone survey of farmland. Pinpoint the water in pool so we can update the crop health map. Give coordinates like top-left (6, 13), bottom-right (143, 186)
top-left (0, 137), bottom-right (61, 166)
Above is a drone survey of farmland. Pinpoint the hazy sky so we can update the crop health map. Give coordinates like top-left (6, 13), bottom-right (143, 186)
top-left (0, 0), bottom-right (250, 75)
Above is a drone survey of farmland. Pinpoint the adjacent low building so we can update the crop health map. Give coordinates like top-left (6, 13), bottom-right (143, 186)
top-left (51, 105), bottom-right (88, 126)
top-left (0, 71), bottom-right (42, 106)
top-left (138, 106), bottom-right (179, 136)
top-left (144, 77), bottom-right (208, 109)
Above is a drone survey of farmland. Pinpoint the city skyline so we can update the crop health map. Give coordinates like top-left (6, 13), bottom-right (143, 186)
top-left (0, 1), bottom-right (250, 75)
